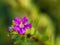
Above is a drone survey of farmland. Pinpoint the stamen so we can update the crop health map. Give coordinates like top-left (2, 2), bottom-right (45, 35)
top-left (20, 23), bottom-right (24, 28)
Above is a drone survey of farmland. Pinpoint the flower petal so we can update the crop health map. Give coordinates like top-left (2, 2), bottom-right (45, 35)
top-left (13, 25), bottom-right (20, 31)
top-left (7, 27), bottom-right (13, 32)
top-left (18, 27), bottom-right (26, 34)
top-left (14, 17), bottom-right (21, 25)
top-left (25, 24), bottom-right (32, 29)
top-left (22, 16), bottom-right (28, 25)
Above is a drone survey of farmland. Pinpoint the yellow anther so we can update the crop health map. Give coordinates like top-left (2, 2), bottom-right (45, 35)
top-left (20, 23), bottom-right (24, 28)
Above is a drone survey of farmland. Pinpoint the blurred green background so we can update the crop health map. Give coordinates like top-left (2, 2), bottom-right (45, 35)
top-left (0, 0), bottom-right (60, 45)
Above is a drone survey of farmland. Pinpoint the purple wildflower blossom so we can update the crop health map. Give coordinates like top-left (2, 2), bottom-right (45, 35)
top-left (7, 27), bottom-right (13, 32)
top-left (14, 17), bottom-right (21, 25)
top-left (12, 16), bottom-right (32, 34)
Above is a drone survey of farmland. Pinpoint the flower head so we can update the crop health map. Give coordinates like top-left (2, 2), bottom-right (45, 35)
top-left (8, 16), bottom-right (32, 34)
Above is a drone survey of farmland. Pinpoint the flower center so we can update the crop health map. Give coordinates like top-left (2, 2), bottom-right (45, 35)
top-left (20, 23), bottom-right (24, 28)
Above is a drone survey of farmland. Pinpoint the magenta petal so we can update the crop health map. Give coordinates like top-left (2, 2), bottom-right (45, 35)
top-left (13, 25), bottom-right (20, 31)
top-left (18, 28), bottom-right (26, 34)
top-left (14, 17), bottom-right (21, 25)
top-left (25, 24), bottom-right (32, 29)
top-left (22, 16), bottom-right (28, 25)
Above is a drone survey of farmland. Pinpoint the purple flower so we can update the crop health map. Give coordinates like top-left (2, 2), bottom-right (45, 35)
top-left (13, 16), bottom-right (32, 34)
top-left (14, 17), bottom-right (21, 25)
top-left (7, 27), bottom-right (13, 32)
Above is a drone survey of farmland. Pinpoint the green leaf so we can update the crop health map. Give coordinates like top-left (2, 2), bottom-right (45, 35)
top-left (41, 35), bottom-right (49, 41)
top-left (11, 34), bottom-right (18, 40)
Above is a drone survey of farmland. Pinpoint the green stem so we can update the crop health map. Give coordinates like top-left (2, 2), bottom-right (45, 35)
top-left (25, 34), bottom-right (27, 45)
